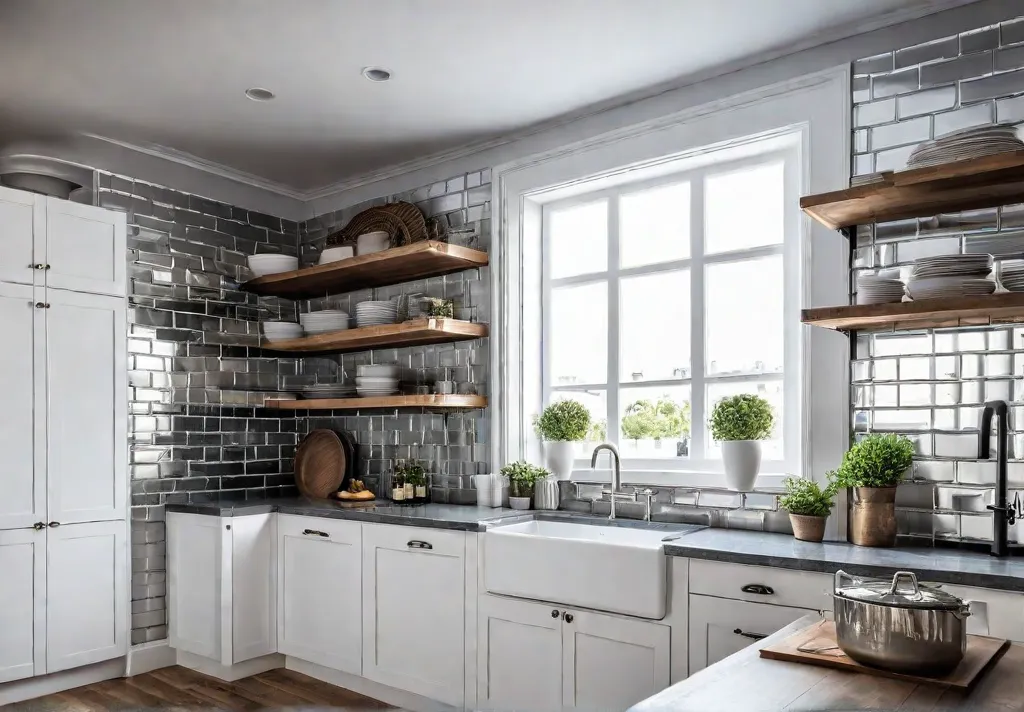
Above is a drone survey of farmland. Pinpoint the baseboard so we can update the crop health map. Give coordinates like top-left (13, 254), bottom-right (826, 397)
top-left (176, 651), bottom-right (285, 682)
top-left (126, 641), bottom-right (176, 676)
top-left (0, 658), bottom-right (126, 706)
top-left (286, 657), bottom-right (457, 712)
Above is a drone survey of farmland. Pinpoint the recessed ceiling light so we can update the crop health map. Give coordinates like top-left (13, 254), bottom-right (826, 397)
top-left (245, 87), bottom-right (276, 102)
top-left (362, 67), bottom-right (392, 82)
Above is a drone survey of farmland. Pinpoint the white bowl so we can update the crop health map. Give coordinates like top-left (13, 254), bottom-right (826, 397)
top-left (357, 231), bottom-right (390, 255)
top-left (248, 254), bottom-right (298, 277)
top-left (357, 364), bottom-right (399, 378)
top-left (356, 376), bottom-right (399, 385)
top-left (319, 246), bottom-right (355, 265)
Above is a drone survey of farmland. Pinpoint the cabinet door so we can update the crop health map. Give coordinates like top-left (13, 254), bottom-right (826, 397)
top-left (563, 610), bottom-right (670, 712)
top-left (362, 524), bottom-right (466, 707)
top-left (46, 521), bottom-right (128, 673)
top-left (939, 584), bottom-right (1024, 642)
top-left (46, 289), bottom-right (126, 525)
top-left (167, 513), bottom-right (223, 660)
top-left (0, 283), bottom-right (45, 531)
top-left (477, 595), bottom-right (563, 712)
top-left (0, 528), bottom-right (45, 683)
top-left (0, 185), bottom-right (39, 286)
top-left (232, 513), bottom-right (276, 663)
top-left (44, 197), bottom-right (126, 296)
top-left (277, 515), bottom-right (361, 673)
top-left (688, 594), bottom-right (811, 673)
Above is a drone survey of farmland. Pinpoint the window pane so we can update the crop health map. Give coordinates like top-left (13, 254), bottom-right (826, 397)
top-left (620, 182), bottom-right (690, 268)
top-left (706, 256), bottom-right (783, 376)
top-left (705, 162), bottom-right (784, 254)
top-left (707, 381), bottom-right (783, 461)
top-left (619, 385), bottom-right (691, 460)
top-left (549, 200), bottom-right (607, 279)
top-left (620, 270), bottom-right (690, 382)
top-left (551, 390), bottom-right (607, 457)
top-left (550, 282), bottom-right (607, 386)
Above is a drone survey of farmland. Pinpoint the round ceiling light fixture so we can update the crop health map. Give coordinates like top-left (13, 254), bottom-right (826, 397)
top-left (362, 66), bottom-right (392, 82)
top-left (245, 87), bottom-right (276, 102)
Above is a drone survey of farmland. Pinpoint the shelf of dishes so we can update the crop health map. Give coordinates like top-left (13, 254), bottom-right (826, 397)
top-left (262, 394), bottom-right (488, 411)
top-left (243, 239), bottom-right (489, 300)
top-left (802, 292), bottom-right (1024, 332)
top-left (260, 317), bottom-right (488, 355)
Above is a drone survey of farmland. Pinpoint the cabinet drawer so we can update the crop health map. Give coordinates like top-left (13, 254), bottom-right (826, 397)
top-left (362, 522), bottom-right (466, 558)
top-left (688, 560), bottom-right (830, 611)
top-left (278, 514), bottom-right (360, 543)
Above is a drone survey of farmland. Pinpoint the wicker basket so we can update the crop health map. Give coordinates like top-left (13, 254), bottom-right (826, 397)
top-left (324, 208), bottom-right (409, 248)
top-left (380, 201), bottom-right (428, 243)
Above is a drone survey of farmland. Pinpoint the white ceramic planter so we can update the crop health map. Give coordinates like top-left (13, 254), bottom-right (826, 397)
top-left (722, 440), bottom-right (762, 492)
top-left (509, 497), bottom-right (532, 510)
top-left (544, 440), bottom-right (576, 481)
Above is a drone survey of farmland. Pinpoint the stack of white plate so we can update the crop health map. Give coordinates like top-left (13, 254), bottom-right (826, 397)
top-left (355, 301), bottom-right (398, 327)
top-left (1000, 264), bottom-right (1024, 292)
top-left (299, 310), bottom-right (350, 335)
top-left (907, 254), bottom-right (995, 299)
top-left (357, 364), bottom-right (400, 379)
top-left (356, 377), bottom-right (400, 397)
top-left (357, 231), bottom-right (390, 255)
top-left (301, 383), bottom-right (357, 399)
top-left (247, 254), bottom-right (298, 277)
top-left (856, 275), bottom-right (905, 305)
top-left (262, 321), bottom-right (303, 342)
top-left (905, 124), bottom-right (1024, 170)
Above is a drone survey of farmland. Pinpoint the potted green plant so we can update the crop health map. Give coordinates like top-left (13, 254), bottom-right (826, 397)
top-left (829, 433), bottom-right (914, 547)
top-left (779, 476), bottom-right (835, 542)
top-left (709, 394), bottom-right (774, 491)
top-left (534, 400), bottom-right (591, 481)
top-left (500, 462), bottom-right (546, 510)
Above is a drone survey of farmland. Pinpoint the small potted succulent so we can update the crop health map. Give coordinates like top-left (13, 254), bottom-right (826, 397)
top-left (829, 434), bottom-right (914, 547)
top-left (534, 400), bottom-right (591, 481)
top-left (779, 476), bottom-right (835, 542)
top-left (500, 461), bottom-right (547, 510)
top-left (709, 394), bottom-right (775, 492)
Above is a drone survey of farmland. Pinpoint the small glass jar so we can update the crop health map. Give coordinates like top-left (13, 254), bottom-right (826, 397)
top-left (404, 479), bottom-right (415, 501)
top-left (392, 474), bottom-right (406, 502)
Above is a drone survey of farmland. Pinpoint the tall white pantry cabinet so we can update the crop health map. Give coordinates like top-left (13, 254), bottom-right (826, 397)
top-left (0, 185), bottom-right (128, 684)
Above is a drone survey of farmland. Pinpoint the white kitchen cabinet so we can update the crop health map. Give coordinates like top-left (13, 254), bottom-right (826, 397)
top-left (44, 197), bottom-right (126, 297)
top-left (688, 594), bottom-right (811, 673)
top-left (939, 583), bottom-right (1024, 642)
top-left (45, 289), bottom-right (126, 526)
top-left (362, 523), bottom-right (467, 707)
top-left (45, 520), bottom-right (128, 673)
top-left (0, 528), bottom-right (45, 683)
top-left (278, 515), bottom-right (361, 673)
top-left (168, 512), bottom-right (277, 665)
top-left (0, 185), bottom-right (38, 286)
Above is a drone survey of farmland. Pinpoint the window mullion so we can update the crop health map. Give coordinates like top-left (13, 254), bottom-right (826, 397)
top-left (689, 179), bottom-right (707, 462)
top-left (607, 197), bottom-right (621, 449)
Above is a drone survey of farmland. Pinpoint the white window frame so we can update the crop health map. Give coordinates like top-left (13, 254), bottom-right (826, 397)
top-left (540, 148), bottom-right (801, 475)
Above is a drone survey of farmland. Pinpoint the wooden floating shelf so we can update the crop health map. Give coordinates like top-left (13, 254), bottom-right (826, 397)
top-left (800, 151), bottom-right (1024, 231)
top-left (802, 292), bottom-right (1024, 332)
top-left (264, 394), bottom-right (487, 411)
top-left (242, 241), bottom-right (489, 299)
top-left (260, 318), bottom-right (488, 355)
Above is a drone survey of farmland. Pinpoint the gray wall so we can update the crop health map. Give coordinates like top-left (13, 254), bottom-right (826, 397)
top-left (851, 16), bottom-right (1024, 546)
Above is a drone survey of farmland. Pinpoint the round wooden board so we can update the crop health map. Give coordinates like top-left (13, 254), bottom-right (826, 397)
top-left (294, 429), bottom-right (346, 498)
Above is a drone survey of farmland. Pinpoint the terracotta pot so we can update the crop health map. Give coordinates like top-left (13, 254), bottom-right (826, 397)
top-left (789, 513), bottom-right (827, 542)
top-left (849, 486), bottom-right (898, 547)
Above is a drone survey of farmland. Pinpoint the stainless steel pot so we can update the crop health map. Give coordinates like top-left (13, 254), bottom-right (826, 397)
top-left (833, 570), bottom-right (971, 675)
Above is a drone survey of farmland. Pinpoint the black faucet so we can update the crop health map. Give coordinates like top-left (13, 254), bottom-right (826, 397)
top-left (978, 400), bottom-right (1015, 557)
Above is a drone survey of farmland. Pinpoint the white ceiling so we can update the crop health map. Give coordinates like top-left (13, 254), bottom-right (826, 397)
top-left (0, 0), bottom-right (967, 193)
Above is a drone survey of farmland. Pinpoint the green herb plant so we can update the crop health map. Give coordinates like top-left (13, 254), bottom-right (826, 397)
top-left (534, 400), bottom-right (592, 441)
top-left (828, 433), bottom-right (914, 489)
top-left (500, 461), bottom-right (550, 498)
top-left (621, 397), bottom-right (690, 442)
top-left (709, 394), bottom-right (774, 441)
top-left (396, 462), bottom-right (427, 486)
top-left (779, 476), bottom-right (835, 518)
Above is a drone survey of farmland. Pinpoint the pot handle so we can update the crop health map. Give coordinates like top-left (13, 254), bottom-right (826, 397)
top-left (833, 569), bottom-right (857, 593)
top-left (888, 571), bottom-right (921, 597)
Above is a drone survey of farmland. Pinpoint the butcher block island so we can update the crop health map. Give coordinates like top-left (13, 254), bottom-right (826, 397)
top-left (629, 615), bottom-right (1024, 712)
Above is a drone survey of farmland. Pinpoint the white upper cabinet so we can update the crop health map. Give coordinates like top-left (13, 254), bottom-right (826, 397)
top-left (45, 289), bottom-right (126, 525)
top-left (0, 186), bottom-right (39, 286)
top-left (0, 283), bottom-right (45, 531)
top-left (0, 528), bottom-right (45, 683)
top-left (43, 197), bottom-right (126, 297)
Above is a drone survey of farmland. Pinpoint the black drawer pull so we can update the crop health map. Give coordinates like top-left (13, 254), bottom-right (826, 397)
top-left (734, 628), bottom-right (767, 640)
top-left (741, 584), bottom-right (774, 596)
top-left (302, 528), bottom-right (329, 538)
top-left (407, 540), bottom-right (433, 550)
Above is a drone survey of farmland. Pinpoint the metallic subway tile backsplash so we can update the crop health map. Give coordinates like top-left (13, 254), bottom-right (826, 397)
top-left (850, 15), bottom-right (1024, 547)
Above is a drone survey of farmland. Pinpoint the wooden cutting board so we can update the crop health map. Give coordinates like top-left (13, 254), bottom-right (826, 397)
top-left (759, 619), bottom-right (1009, 691)
top-left (294, 429), bottom-right (346, 498)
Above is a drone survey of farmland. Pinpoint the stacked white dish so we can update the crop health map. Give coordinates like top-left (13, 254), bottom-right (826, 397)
top-left (262, 321), bottom-right (303, 342)
top-left (357, 231), bottom-right (390, 255)
top-left (356, 376), bottom-right (400, 397)
top-left (248, 254), bottom-right (299, 277)
top-left (906, 254), bottom-right (995, 300)
top-left (301, 383), bottom-right (357, 399)
top-left (905, 124), bottom-right (1024, 170)
top-left (1000, 263), bottom-right (1024, 292)
top-left (299, 310), bottom-right (350, 335)
top-left (318, 246), bottom-right (355, 265)
top-left (357, 364), bottom-right (400, 379)
top-left (355, 301), bottom-right (398, 327)
top-left (856, 274), bottom-right (905, 305)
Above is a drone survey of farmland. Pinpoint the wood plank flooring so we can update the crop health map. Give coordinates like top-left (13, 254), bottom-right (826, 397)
top-left (3, 667), bottom-right (402, 711)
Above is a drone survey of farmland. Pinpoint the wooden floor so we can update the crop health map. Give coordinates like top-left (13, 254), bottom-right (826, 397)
top-left (3, 667), bottom-right (402, 711)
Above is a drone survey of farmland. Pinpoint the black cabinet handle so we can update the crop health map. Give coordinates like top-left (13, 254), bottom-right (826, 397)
top-left (302, 528), bottom-right (328, 538)
top-left (741, 584), bottom-right (775, 596)
top-left (47, 521), bottom-right (60, 528)
top-left (33, 522), bottom-right (45, 530)
top-left (35, 302), bottom-right (50, 309)
top-left (551, 609), bottom-right (560, 618)
top-left (563, 612), bottom-right (574, 623)
top-left (407, 540), bottom-right (433, 550)
top-left (734, 628), bottom-right (767, 640)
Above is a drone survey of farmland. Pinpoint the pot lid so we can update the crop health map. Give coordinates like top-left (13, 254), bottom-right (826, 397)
top-left (834, 570), bottom-right (965, 610)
